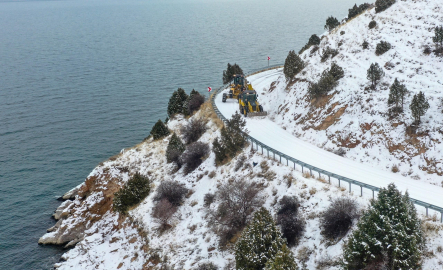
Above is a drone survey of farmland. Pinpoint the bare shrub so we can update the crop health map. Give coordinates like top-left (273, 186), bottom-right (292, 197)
top-left (208, 171), bottom-right (216, 178)
top-left (195, 262), bottom-right (219, 270)
top-left (204, 193), bottom-right (216, 207)
top-left (234, 154), bottom-right (247, 172)
top-left (309, 187), bottom-right (317, 195)
top-left (260, 161), bottom-right (269, 172)
top-left (154, 180), bottom-right (188, 206)
top-left (320, 197), bottom-right (359, 239)
top-left (152, 198), bottom-right (177, 229)
top-left (181, 118), bottom-right (208, 144)
top-left (188, 92), bottom-right (205, 115)
top-left (276, 196), bottom-right (305, 246)
top-left (264, 170), bottom-right (277, 181)
top-left (391, 164), bottom-right (399, 173)
top-left (368, 20), bottom-right (377, 29)
top-left (423, 45), bottom-right (432, 55)
top-left (180, 142), bottom-right (210, 174)
top-left (209, 179), bottom-right (264, 246)
top-left (334, 147), bottom-right (346, 157)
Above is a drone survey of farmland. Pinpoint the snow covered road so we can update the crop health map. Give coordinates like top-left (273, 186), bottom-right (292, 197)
top-left (215, 68), bottom-right (443, 213)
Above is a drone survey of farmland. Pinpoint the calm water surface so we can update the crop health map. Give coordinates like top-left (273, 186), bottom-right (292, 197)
top-left (0, 0), bottom-right (367, 268)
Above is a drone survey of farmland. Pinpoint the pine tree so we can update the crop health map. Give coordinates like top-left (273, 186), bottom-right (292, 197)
top-left (433, 25), bottom-right (443, 50)
top-left (264, 245), bottom-right (299, 270)
top-left (388, 78), bottom-right (408, 110)
top-left (366, 63), bottom-right (384, 90)
top-left (329, 62), bottom-right (344, 81)
top-left (223, 63), bottom-right (244, 84)
top-left (283, 50), bottom-right (305, 81)
top-left (308, 34), bottom-right (320, 46)
top-left (166, 132), bottom-right (185, 163)
top-left (375, 0), bottom-right (396, 13)
top-left (410, 91), bottom-right (430, 124)
top-left (167, 88), bottom-right (189, 117)
top-left (212, 111), bottom-right (248, 165)
top-left (342, 183), bottom-right (424, 270)
top-left (113, 173), bottom-right (151, 214)
top-left (150, 119), bottom-right (170, 140)
top-left (235, 208), bottom-right (286, 270)
top-left (375, 40), bottom-right (392, 56)
top-left (324, 16), bottom-right (340, 32)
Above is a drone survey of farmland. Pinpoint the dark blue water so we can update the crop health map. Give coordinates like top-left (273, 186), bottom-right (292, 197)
top-left (0, 0), bottom-right (367, 269)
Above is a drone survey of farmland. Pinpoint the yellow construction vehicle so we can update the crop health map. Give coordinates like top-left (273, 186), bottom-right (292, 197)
top-left (238, 90), bottom-right (267, 117)
top-left (222, 74), bottom-right (251, 102)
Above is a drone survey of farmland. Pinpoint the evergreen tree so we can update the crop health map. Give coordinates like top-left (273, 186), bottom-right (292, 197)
top-left (375, 0), bottom-right (396, 13)
top-left (410, 91), bottom-right (430, 123)
top-left (308, 34), bottom-right (320, 46)
top-left (375, 40), bottom-right (392, 55)
top-left (324, 16), bottom-right (340, 32)
top-left (283, 50), bottom-right (305, 81)
top-left (348, 3), bottom-right (370, 20)
top-left (166, 132), bottom-right (185, 164)
top-left (342, 183), bottom-right (424, 270)
top-left (433, 25), bottom-right (443, 50)
top-left (223, 63), bottom-right (244, 84)
top-left (264, 244), bottom-right (299, 270)
top-left (362, 40), bottom-right (369, 49)
top-left (167, 88), bottom-right (189, 117)
top-left (212, 111), bottom-right (248, 165)
top-left (366, 63), bottom-right (384, 90)
top-left (235, 208), bottom-right (286, 270)
top-left (150, 119), bottom-right (170, 140)
top-left (113, 173), bottom-right (151, 214)
top-left (329, 62), bottom-right (344, 81)
top-left (388, 78), bottom-right (408, 110)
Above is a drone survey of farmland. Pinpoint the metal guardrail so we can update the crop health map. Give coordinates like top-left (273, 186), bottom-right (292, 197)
top-left (210, 64), bottom-right (443, 222)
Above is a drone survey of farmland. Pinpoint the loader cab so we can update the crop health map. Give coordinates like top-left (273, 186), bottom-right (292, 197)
top-left (232, 74), bottom-right (245, 87)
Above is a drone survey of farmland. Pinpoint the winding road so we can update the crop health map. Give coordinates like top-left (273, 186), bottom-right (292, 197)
top-left (215, 68), bottom-right (443, 216)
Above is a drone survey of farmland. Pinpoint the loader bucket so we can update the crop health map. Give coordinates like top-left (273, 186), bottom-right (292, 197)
top-left (247, 111), bottom-right (268, 117)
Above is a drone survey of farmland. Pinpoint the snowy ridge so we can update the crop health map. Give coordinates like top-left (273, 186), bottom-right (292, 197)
top-left (43, 1), bottom-right (443, 269)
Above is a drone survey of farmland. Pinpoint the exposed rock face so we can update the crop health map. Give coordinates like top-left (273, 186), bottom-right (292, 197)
top-left (39, 172), bottom-right (124, 248)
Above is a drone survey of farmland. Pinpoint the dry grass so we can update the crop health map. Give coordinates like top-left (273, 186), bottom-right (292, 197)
top-left (391, 164), bottom-right (399, 173)
top-left (303, 171), bottom-right (312, 178)
top-left (208, 171), bottom-right (216, 179)
top-left (309, 187), bottom-right (317, 195)
top-left (200, 101), bottom-right (224, 129)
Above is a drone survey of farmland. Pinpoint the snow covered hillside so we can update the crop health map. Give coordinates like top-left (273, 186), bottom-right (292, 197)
top-left (254, 0), bottom-right (443, 186)
top-left (40, 1), bottom-right (443, 269)
top-left (43, 101), bottom-right (443, 270)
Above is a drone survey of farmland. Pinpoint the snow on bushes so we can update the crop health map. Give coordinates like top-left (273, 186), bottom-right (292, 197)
top-left (113, 172), bottom-right (151, 214)
top-left (342, 183), bottom-right (424, 270)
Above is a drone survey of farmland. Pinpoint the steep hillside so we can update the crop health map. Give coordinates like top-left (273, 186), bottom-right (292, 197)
top-left (258, 0), bottom-right (443, 186)
top-left (40, 1), bottom-right (443, 269)
top-left (42, 100), bottom-right (443, 270)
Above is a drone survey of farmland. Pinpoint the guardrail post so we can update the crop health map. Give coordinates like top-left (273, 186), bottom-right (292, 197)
top-left (328, 175), bottom-right (331, 184)
top-left (302, 166), bottom-right (304, 173)
top-left (309, 169), bottom-right (312, 177)
top-left (273, 152), bottom-right (275, 160)
top-left (267, 149), bottom-right (269, 158)
top-left (261, 146), bottom-right (263, 154)
top-left (279, 155), bottom-right (281, 163)
top-left (441, 212), bottom-right (443, 223)
top-left (361, 186), bottom-right (363, 197)
top-left (372, 190), bottom-right (375, 199)
top-left (349, 182), bottom-right (351, 193)
top-left (338, 178), bottom-right (341, 187)
top-left (286, 158), bottom-right (288, 166)
top-left (426, 207), bottom-right (428, 217)
top-left (293, 161), bottom-right (295, 169)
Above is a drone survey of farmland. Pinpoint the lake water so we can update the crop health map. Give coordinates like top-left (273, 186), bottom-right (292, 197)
top-left (0, 0), bottom-right (367, 268)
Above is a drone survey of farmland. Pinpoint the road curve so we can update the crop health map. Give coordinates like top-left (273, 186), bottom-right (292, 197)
top-left (215, 68), bottom-right (443, 212)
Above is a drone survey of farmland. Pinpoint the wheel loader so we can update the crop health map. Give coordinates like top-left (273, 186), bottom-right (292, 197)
top-left (238, 90), bottom-right (267, 117)
top-left (222, 74), bottom-right (252, 102)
